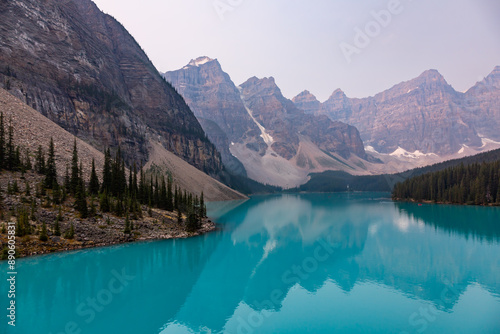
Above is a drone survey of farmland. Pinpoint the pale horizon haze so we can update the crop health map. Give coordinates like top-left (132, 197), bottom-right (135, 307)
top-left (91, 0), bottom-right (500, 101)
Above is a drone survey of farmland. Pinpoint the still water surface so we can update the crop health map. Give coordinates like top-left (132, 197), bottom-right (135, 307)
top-left (2, 193), bottom-right (500, 333)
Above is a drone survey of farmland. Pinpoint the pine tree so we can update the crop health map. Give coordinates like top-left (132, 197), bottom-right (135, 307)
top-left (24, 148), bottom-right (32, 171)
top-left (39, 222), bottom-right (48, 241)
top-left (75, 163), bottom-right (88, 218)
top-left (166, 176), bottom-right (173, 211)
top-left (89, 159), bottom-right (100, 195)
top-left (15, 207), bottom-right (31, 237)
top-left (186, 212), bottom-right (200, 233)
top-left (64, 223), bottom-right (75, 239)
top-left (6, 119), bottom-right (14, 170)
top-left (101, 148), bottom-right (112, 194)
top-left (25, 181), bottom-right (31, 196)
top-left (64, 165), bottom-right (71, 193)
top-left (54, 219), bottom-right (61, 237)
top-left (44, 138), bottom-right (58, 189)
top-left (100, 191), bottom-right (110, 213)
top-left (35, 145), bottom-right (45, 174)
top-left (199, 192), bottom-right (206, 218)
top-left (70, 139), bottom-right (79, 195)
top-left (177, 209), bottom-right (183, 224)
top-left (124, 216), bottom-right (131, 234)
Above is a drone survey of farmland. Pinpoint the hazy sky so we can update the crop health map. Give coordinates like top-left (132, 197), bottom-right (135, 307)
top-left (92, 0), bottom-right (500, 101)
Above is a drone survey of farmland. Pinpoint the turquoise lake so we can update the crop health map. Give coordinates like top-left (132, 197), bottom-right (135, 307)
top-left (2, 192), bottom-right (500, 334)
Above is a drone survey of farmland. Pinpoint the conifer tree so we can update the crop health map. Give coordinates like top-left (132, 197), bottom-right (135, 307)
top-left (124, 216), bottom-right (131, 234)
top-left (101, 149), bottom-right (112, 194)
top-left (75, 162), bottom-right (88, 218)
top-left (44, 138), bottom-right (58, 189)
top-left (25, 181), bottom-right (31, 197)
top-left (64, 165), bottom-right (71, 193)
top-left (24, 148), bottom-right (32, 171)
top-left (199, 192), bottom-right (206, 218)
top-left (6, 120), bottom-right (14, 170)
top-left (39, 222), bottom-right (48, 241)
top-left (35, 145), bottom-right (45, 174)
top-left (166, 176), bottom-right (173, 211)
top-left (54, 219), bottom-right (61, 237)
top-left (64, 223), bottom-right (75, 239)
top-left (100, 191), bottom-right (110, 213)
top-left (89, 159), bottom-right (100, 195)
top-left (177, 209), bottom-right (183, 224)
top-left (70, 139), bottom-right (79, 195)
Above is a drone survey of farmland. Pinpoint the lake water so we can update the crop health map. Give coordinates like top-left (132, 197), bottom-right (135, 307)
top-left (2, 193), bottom-right (500, 334)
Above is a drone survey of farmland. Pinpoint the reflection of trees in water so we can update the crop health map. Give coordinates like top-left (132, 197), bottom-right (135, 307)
top-left (395, 202), bottom-right (500, 243)
top-left (230, 195), bottom-right (500, 317)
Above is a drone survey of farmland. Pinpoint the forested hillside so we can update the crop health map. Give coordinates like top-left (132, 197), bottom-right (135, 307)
top-left (392, 160), bottom-right (500, 205)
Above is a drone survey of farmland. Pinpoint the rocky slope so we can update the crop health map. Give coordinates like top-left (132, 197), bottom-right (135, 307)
top-left (0, 88), bottom-right (106, 179)
top-left (0, 0), bottom-right (221, 175)
top-left (293, 68), bottom-right (500, 158)
top-left (165, 59), bottom-right (373, 188)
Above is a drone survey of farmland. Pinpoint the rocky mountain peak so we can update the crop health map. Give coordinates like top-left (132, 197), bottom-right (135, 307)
top-left (240, 76), bottom-right (282, 98)
top-left (188, 56), bottom-right (215, 67)
top-left (292, 90), bottom-right (319, 103)
top-left (328, 88), bottom-right (348, 101)
top-left (292, 90), bottom-right (321, 115)
top-left (414, 69), bottom-right (448, 86)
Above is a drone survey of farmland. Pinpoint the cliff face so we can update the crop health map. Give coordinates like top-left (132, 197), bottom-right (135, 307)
top-left (0, 0), bottom-right (222, 175)
top-left (239, 77), bottom-right (367, 160)
top-left (293, 69), bottom-right (500, 156)
top-left (164, 57), bottom-right (263, 175)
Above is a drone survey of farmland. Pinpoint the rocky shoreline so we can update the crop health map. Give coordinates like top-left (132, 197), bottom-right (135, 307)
top-left (0, 171), bottom-right (217, 259)
top-left (1, 218), bottom-right (216, 259)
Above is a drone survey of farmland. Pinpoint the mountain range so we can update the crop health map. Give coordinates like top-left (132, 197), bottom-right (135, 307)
top-left (165, 57), bottom-right (383, 188)
top-left (165, 58), bottom-right (500, 188)
top-left (293, 67), bottom-right (500, 157)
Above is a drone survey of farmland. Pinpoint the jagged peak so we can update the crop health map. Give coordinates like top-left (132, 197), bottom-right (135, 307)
top-left (188, 56), bottom-right (215, 67)
top-left (415, 69), bottom-right (448, 84)
top-left (241, 76), bottom-right (276, 87)
top-left (292, 90), bottom-right (318, 102)
top-left (327, 88), bottom-right (348, 100)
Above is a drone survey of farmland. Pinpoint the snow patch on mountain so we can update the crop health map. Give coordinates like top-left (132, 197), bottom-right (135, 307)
top-left (188, 56), bottom-right (214, 67)
top-left (390, 147), bottom-right (437, 159)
